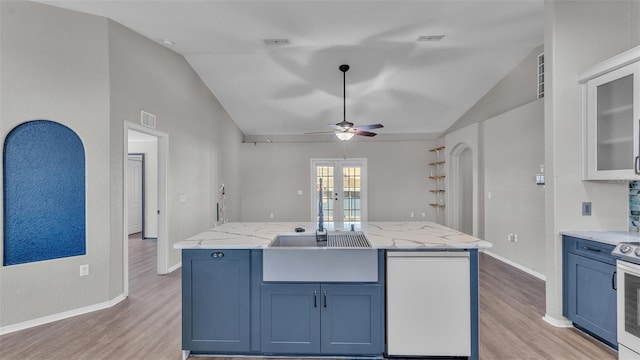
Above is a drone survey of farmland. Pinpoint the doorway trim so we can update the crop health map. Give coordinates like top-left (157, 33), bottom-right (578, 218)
top-left (124, 122), bottom-right (169, 297)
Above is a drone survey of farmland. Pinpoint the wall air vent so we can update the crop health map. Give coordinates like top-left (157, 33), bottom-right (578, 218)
top-left (537, 53), bottom-right (544, 99)
top-left (140, 110), bottom-right (157, 129)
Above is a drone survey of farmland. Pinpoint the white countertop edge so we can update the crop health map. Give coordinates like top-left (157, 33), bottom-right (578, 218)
top-left (173, 222), bottom-right (492, 250)
top-left (560, 230), bottom-right (640, 246)
top-left (173, 242), bottom-right (492, 250)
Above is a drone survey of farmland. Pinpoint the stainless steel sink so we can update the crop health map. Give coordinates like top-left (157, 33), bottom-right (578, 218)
top-left (268, 231), bottom-right (371, 248)
top-left (263, 231), bottom-right (378, 282)
top-left (268, 234), bottom-right (321, 247)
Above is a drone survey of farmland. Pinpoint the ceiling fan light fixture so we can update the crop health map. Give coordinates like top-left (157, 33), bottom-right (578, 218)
top-left (335, 132), bottom-right (355, 141)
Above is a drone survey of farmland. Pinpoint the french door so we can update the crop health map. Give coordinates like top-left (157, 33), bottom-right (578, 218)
top-left (311, 159), bottom-right (367, 224)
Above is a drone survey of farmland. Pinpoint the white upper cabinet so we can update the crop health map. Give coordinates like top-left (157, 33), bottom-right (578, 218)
top-left (580, 46), bottom-right (640, 180)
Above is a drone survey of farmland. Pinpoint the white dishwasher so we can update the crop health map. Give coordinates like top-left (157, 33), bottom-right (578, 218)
top-left (386, 251), bottom-right (470, 357)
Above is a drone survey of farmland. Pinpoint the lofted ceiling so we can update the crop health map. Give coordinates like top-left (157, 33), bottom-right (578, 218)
top-left (38, 0), bottom-right (543, 137)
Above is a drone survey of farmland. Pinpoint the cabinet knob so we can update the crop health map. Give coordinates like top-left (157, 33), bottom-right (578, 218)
top-left (211, 252), bottom-right (225, 258)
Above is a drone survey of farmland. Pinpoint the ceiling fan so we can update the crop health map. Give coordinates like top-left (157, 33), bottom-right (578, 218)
top-left (306, 64), bottom-right (384, 140)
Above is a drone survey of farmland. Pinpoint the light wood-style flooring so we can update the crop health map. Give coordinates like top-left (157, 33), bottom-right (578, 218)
top-left (0, 235), bottom-right (617, 359)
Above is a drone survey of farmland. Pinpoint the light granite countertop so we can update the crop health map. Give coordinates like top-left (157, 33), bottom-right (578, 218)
top-left (174, 221), bottom-right (492, 250)
top-left (560, 230), bottom-right (640, 246)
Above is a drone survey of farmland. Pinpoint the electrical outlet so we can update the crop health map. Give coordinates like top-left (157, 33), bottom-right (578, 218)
top-left (582, 202), bottom-right (592, 216)
top-left (421, 212), bottom-right (426, 218)
top-left (269, 212), bottom-right (274, 218)
top-left (513, 234), bottom-right (519, 242)
top-left (297, 190), bottom-right (303, 195)
top-left (80, 264), bottom-right (89, 277)
top-left (410, 212), bottom-right (415, 218)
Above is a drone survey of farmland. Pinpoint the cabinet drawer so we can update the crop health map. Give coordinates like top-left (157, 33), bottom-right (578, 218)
top-left (564, 236), bottom-right (615, 265)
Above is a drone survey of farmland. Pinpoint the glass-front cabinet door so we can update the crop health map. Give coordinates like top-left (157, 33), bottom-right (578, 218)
top-left (582, 47), bottom-right (640, 180)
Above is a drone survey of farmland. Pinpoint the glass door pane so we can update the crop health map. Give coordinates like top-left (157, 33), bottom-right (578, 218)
top-left (597, 74), bottom-right (634, 171)
top-left (342, 166), bottom-right (361, 223)
top-left (316, 166), bottom-right (334, 222)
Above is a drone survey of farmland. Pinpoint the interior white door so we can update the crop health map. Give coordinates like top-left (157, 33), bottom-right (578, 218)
top-left (127, 157), bottom-right (143, 235)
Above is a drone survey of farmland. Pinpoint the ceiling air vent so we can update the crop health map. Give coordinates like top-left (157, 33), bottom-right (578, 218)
top-left (417, 35), bottom-right (445, 42)
top-left (140, 110), bottom-right (157, 129)
top-left (263, 39), bottom-right (290, 46)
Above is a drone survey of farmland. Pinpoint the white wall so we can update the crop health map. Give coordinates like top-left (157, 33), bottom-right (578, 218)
top-left (0, 1), bottom-right (111, 327)
top-left (239, 140), bottom-right (435, 222)
top-left (544, 0), bottom-right (640, 324)
top-left (128, 139), bottom-right (158, 238)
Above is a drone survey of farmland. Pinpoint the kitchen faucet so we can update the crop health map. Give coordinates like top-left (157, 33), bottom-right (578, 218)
top-left (317, 178), bottom-right (327, 242)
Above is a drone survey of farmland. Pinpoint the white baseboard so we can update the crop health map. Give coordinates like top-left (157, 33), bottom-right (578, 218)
top-left (168, 262), bottom-right (182, 273)
top-left (543, 314), bottom-right (573, 328)
top-left (482, 250), bottom-right (546, 281)
top-left (0, 294), bottom-right (126, 336)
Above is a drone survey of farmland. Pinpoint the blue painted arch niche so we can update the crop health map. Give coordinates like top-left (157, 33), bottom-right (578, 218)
top-left (3, 120), bottom-right (86, 266)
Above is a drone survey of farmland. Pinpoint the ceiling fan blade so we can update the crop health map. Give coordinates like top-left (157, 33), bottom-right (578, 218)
top-left (354, 124), bottom-right (384, 131)
top-left (355, 130), bottom-right (377, 137)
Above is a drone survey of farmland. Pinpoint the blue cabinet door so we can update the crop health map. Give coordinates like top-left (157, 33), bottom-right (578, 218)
top-left (182, 250), bottom-right (251, 352)
top-left (261, 283), bottom-right (321, 354)
top-left (567, 252), bottom-right (617, 346)
top-left (320, 284), bottom-right (383, 355)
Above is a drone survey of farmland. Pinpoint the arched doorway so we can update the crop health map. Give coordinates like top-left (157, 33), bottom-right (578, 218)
top-left (449, 143), bottom-right (474, 235)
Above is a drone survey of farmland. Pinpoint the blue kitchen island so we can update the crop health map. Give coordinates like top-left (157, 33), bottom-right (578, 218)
top-left (174, 222), bottom-right (492, 360)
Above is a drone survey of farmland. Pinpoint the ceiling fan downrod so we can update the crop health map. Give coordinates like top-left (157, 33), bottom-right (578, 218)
top-left (339, 64), bottom-right (352, 129)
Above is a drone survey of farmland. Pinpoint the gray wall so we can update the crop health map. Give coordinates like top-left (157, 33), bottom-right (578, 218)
top-left (544, 0), bottom-right (640, 324)
top-left (1, 1), bottom-right (111, 326)
top-left (442, 39), bottom-right (545, 273)
top-left (446, 45), bottom-right (544, 134)
top-left (483, 100), bottom-right (544, 274)
top-left (0, 1), bottom-right (242, 328)
top-left (240, 140), bottom-right (435, 222)
top-left (108, 20), bottom-right (243, 279)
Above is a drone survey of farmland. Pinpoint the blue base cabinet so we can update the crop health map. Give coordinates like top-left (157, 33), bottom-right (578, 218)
top-left (261, 283), bottom-right (383, 355)
top-left (562, 236), bottom-right (617, 348)
top-left (182, 249), bottom-right (253, 353)
top-left (260, 283), bottom-right (321, 354)
top-left (321, 284), bottom-right (383, 355)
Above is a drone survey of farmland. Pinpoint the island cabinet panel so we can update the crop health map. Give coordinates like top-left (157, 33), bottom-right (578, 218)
top-left (260, 283), bottom-right (383, 356)
top-left (260, 284), bottom-right (321, 354)
top-left (182, 249), bottom-right (251, 353)
top-left (320, 284), bottom-right (383, 355)
top-left (562, 236), bottom-right (617, 348)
